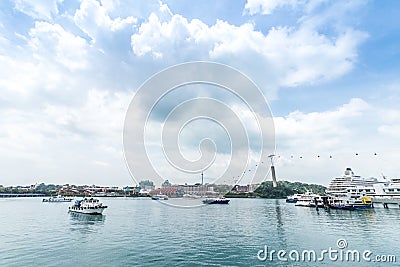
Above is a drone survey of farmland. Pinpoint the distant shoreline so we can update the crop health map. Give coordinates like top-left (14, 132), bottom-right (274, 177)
top-left (1, 180), bottom-right (327, 199)
top-left (0, 193), bottom-right (47, 198)
top-left (0, 194), bottom-right (150, 198)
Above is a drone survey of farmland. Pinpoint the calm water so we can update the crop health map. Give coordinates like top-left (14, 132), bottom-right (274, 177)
top-left (0, 197), bottom-right (399, 266)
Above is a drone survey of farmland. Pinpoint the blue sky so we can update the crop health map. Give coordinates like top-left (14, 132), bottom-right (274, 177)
top-left (1, 0), bottom-right (400, 186)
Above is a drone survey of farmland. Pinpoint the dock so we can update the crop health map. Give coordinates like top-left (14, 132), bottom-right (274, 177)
top-left (372, 196), bottom-right (400, 208)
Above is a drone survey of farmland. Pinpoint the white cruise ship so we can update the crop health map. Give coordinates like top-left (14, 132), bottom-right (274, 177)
top-left (326, 168), bottom-right (381, 198)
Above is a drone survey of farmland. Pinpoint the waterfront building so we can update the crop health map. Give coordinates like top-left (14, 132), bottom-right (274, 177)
top-left (180, 184), bottom-right (216, 196)
top-left (149, 187), bottom-right (178, 197)
top-left (149, 183), bottom-right (217, 197)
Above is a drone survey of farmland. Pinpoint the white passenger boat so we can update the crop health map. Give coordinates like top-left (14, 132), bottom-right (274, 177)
top-left (294, 191), bottom-right (321, 207)
top-left (285, 193), bottom-right (303, 203)
top-left (43, 195), bottom-right (73, 202)
top-left (328, 196), bottom-right (373, 210)
top-left (68, 198), bottom-right (107, 215)
top-left (151, 194), bottom-right (168, 200)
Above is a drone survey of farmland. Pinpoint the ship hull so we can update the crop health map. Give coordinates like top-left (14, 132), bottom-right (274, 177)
top-left (330, 204), bottom-right (372, 210)
top-left (202, 199), bottom-right (230, 204)
top-left (69, 207), bottom-right (105, 215)
top-left (43, 199), bottom-right (73, 202)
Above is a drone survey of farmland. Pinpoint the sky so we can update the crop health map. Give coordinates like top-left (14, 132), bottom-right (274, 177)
top-left (1, 0), bottom-right (400, 187)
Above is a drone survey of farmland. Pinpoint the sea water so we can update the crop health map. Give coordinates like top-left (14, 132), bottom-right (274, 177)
top-left (0, 197), bottom-right (399, 266)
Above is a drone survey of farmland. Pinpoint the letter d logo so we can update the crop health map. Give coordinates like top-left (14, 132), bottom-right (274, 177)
top-left (257, 245), bottom-right (268, 261)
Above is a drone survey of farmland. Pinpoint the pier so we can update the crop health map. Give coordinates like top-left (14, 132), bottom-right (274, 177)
top-left (372, 196), bottom-right (400, 208)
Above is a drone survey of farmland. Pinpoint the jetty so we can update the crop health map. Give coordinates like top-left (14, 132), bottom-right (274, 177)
top-left (372, 196), bottom-right (400, 208)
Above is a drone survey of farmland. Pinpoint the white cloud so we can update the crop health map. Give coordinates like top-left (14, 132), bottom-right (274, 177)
top-left (0, 20), bottom-right (92, 105)
top-left (1, 0), bottom-right (393, 187)
top-left (275, 98), bottom-right (370, 149)
top-left (243, 0), bottom-right (348, 16)
top-left (272, 98), bottom-right (400, 184)
top-left (99, 0), bottom-right (164, 20)
top-left (43, 89), bottom-right (131, 143)
top-left (2, 88), bottom-right (131, 157)
top-left (74, 0), bottom-right (137, 42)
top-left (244, 0), bottom-right (300, 15)
top-left (0, 54), bottom-right (39, 96)
top-left (0, 88), bottom-right (132, 186)
top-left (131, 13), bottom-right (208, 59)
top-left (13, 0), bottom-right (62, 20)
top-left (378, 108), bottom-right (400, 123)
top-left (28, 22), bottom-right (89, 71)
top-left (377, 107), bottom-right (400, 138)
top-left (130, 11), bottom-right (367, 97)
top-left (378, 125), bottom-right (400, 137)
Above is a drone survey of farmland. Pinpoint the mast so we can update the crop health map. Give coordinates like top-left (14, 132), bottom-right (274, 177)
top-left (268, 154), bottom-right (278, 188)
top-left (201, 171), bottom-right (204, 197)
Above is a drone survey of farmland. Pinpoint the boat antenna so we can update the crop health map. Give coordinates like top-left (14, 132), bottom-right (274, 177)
top-left (268, 154), bottom-right (278, 188)
top-left (201, 171), bottom-right (205, 197)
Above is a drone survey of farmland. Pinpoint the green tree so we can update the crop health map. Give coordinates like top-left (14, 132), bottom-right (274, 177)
top-left (252, 181), bottom-right (326, 199)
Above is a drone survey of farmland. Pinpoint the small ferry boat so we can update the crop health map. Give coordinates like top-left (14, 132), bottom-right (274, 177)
top-left (43, 195), bottom-right (73, 202)
top-left (151, 194), bottom-right (169, 200)
top-left (68, 198), bottom-right (107, 215)
top-left (202, 196), bottom-right (230, 204)
top-left (285, 193), bottom-right (303, 203)
top-left (329, 196), bottom-right (373, 210)
top-left (294, 192), bottom-right (321, 207)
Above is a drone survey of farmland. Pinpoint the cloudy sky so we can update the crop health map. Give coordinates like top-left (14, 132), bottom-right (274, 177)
top-left (1, 0), bottom-right (399, 187)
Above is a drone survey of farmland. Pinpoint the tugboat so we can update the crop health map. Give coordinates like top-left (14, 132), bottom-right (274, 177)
top-left (43, 195), bottom-right (73, 202)
top-left (202, 196), bottom-right (230, 204)
top-left (68, 198), bottom-right (107, 215)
